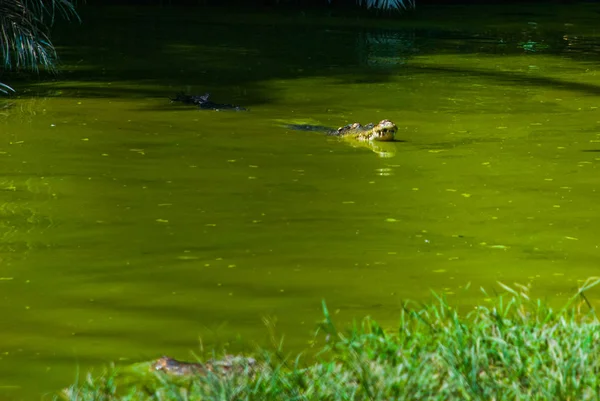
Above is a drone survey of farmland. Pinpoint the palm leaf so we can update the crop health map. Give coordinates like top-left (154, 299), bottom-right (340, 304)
top-left (0, 0), bottom-right (79, 72)
top-left (22, 0), bottom-right (81, 28)
top-left (0, 82), bottom-right (15, 94)
top-left (328, 0), bottom-right (416, 11)
top-left (0, 0), bottom-right (80, 94)
top-left (363, 0), bottom-right (415, 10)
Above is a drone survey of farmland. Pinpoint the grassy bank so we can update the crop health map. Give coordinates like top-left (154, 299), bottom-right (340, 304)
top-left (60, 279), bottom-right (600, 401)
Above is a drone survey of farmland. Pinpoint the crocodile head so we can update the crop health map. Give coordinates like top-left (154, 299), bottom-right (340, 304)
top-left (368, 119), bottom-right (397, 142)
top-left (336, 120), bottom-right (398, 142)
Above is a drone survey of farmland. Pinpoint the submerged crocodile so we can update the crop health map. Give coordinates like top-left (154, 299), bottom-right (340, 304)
top-left (284, 119), bottom-right (399, 157)
top-left (171, 93), bottom-right (247, 111)
top-left (150, 355), bottom-right (257, 377)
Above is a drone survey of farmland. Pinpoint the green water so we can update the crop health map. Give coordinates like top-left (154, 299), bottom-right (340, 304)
top-left (2, 4), bottom-right (600, 398)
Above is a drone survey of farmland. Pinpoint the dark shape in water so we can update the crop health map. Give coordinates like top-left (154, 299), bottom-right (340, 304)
top-left (171, 92), bottom-right (247, 111)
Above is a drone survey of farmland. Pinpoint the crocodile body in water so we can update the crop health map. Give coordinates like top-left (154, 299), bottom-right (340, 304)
top-left (171, 93), bottom-right (247, 111)
top-left (151, 355), bottom-right (257, 377)
top-left (286, 119), bottom-right (397, 142)
top-left (284, 119), bottom-right (399, 157)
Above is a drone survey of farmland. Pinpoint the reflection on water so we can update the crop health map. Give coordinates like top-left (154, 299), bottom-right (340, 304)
top-left (357, 30), bottom-right (417, 67)
top-left (2, 5), bottom-right (600, 399)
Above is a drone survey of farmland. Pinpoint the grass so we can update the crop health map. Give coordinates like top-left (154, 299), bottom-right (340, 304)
top-left (60, 278), bottom-right (600, 400)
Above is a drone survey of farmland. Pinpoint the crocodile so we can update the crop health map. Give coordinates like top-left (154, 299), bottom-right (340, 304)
top-left (284, 119), bottom-right (399, 157)
top-left (286, 119), bottom-right (397, 142)
top-left (171, 93), bottom-right (247, 111)
top-left (150, 355), bottom-right (257, 377)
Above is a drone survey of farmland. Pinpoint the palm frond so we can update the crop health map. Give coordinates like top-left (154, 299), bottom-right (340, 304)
top-left (0, 82), bottom-right (15, 94)
top-left (362, 0), bottom-right (416, 10)
top-left (327, 0), bottom-right (415, 11)
top-left (23, 0), bottom-right (81, 25)
top-left (0, 0), bottom-right (80, 73)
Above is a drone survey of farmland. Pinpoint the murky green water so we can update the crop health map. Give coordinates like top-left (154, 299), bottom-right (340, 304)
top-left (2, 4), bottom-right (600, 399)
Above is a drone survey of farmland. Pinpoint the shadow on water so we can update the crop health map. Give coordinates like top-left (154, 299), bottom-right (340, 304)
top-left (407, 65), bottom-right (600, 97)
top-left (4, 5), bottom-right (600, 104)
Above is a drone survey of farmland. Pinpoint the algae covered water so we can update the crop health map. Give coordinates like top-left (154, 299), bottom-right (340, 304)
top-left (2, 4), bottom-right (600, 399)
